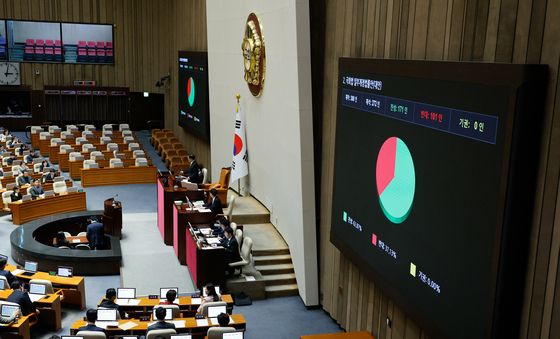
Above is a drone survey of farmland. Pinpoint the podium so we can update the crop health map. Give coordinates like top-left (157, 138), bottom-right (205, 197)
top-left (103, 198), bottom-right (122, 238)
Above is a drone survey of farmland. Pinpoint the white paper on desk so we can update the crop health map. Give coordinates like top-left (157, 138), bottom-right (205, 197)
top-left (229, 317), bottom-right (235, 324)
top-left (206, 238), bottom-right (221, 245)
top-left (209, 317), bottom-right (220, 325)
top-left (119, 321), bottom-right (137, 330)
top-left (196, 208), bottom-right (212, 213)
top-left (171, 320), bottom-right (185, 328)
top-left (72, 239), bottom-right (81, 243)
top-left (190, 297), bottom-right (202, 305)
top-left (200, 228), bottom-right (211, 235)
top-left (245, 275), bottom-right (256, 281)
top-left (127, 299), bottom-right (140, 305)
top-left (29, 294), bottom-right (45, 302)
top-left (196, 319), bottom-right (209, 327)
top-left (12, 269), bottom-right (24, 275)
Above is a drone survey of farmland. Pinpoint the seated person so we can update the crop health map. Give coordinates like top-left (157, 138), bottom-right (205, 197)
top-left (77, 308), bottom-right (104, 332)
top-left (16, 144), bottom-right (25, 156)
top-left (17, 171), bottom-right (32, 187)
top-left (23, 153), bottom-right (34, 164)
top-left (147, 306), bottom-right (176, 331)
top-left (212, 218), bottom-right (231, 238)
top-left (41, 168), bottom-right (56, 183)
top-left (39, 160), bottom-right (50, 173)
top-left (98, 288), bottom-right (125, 318)
top-left (211, 312), bottom-right (231, 330)
top-left (86, 217), bottom-right (105, 250)
top-left (10, 187), bottom-right (22, 202)
top-left (54, 231), bottom-right (70, 248)
top-left (197, 284), bottom-right (221, 314)
top-left (159, 289), bottom-right (178, 305)
top-left (7, 281), bottom-right (38, 316)
top-left (223, 227), bottom-right (241, 276)
top-left (0, 257), bottom-right (17, 286)
top-left (204, 189), bottom-right (223, 215)
top-left (28, 180), bottom-right (44, 199)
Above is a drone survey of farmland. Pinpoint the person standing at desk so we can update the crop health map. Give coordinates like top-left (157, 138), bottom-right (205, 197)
top-left (147, 307), bottom-right (176, 331)
top-left (28, 180), bottom-right (44, 199)
top-left (77, 309), bottom-right (104, 332)
top-left (184, 154), bottom-right (201, 183)
top-left (0, 257), bottom-right (17, 286)
top-left (223, 227), bottom-right (241, 276)
top-left (7, 281), bottom-right (38, 316)
top-left (204, 188), bottom-right (223, 215)
top-left (17, 171), bottom-right (32, 187)
top-left (86, 218), bottom-right (105, 250)
top-left (10, 187), bottom-right (22, 202)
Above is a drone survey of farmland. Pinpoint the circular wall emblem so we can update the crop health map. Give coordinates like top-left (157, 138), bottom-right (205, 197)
top-left (241, 12), bottom-right (265, 97)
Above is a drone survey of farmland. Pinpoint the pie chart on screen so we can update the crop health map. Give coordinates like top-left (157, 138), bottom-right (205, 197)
top-left (187, 77), bottom-right (195, 107)
top-left (376, 137), bottom-right (415, 224)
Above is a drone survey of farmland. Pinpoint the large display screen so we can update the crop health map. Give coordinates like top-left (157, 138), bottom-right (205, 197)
top-left (178, 51), bottom-right (209, 141)
top-left (330, 59), bottom-right (546, 338)
top-left (2, 19), bottom-right (113, 64)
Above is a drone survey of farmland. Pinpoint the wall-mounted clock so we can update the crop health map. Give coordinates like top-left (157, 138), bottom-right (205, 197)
top-left (0, 62), bottom-right (20, 85)
top-left (241, 13), bottom-right (265, 97)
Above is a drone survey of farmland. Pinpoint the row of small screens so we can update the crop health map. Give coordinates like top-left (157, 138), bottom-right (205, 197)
top-left (17, 260), bottom-right (73, 277)
top-left (95, 304), bottom-right (227, 322)
top-left (115, 286), bottom-right (220, 300)
top-left (59, 335), bottom-right (243, 339)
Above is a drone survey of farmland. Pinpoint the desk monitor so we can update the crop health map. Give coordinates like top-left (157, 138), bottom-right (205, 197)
top-left (57, 266), bottom-right (73, 277)
top-left (0, 304), bottom-right (20, 318)
top-left (62, 336), bottom-right (84, 339)
top-left (53, 176), bottom-right (65, 182)
top-left (21, 194), bottom-right (31, 202)
top-left (24, 260), bottom-right (38, 273)
top-left (180, 181), bottom-right (198, 190)
top-left (87, 163), bottom-right (99, 169)
top-left (160, 287), bottom-right (178, 299)
top-left (222, 333), bottom-right (243, 339)
top-left (67, 187), bottom-right (78, 193)
top-left (207, 305), bottom-right (227, 318)
top-left (43, 167), bottom-right (53, 173)
top-left (6, 183), bottom-right (15, 190)
top-left (33, 158), bottom-right (43, 164)
top-left (29, 283), bottom-right (46, 295)
top-left (12, 160), bottom-right (21, 166)
top-left (117, 288), bottom-right (136, 299)
top-left (97, 308), bottom-right (117, 321)
top-left (170, 336), bottom-right (192, 339)
top-left (152, 307), bottom-right (173, 320)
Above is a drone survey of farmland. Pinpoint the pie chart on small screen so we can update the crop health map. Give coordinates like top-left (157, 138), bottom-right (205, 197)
top-left (376, 137), bottom-right (416, 224)
top-left (187, 77), bottom-right (195, 107)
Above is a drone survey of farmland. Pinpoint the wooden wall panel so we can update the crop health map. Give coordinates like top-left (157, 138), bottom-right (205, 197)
top-left (318, 0), bottom-right (560, 338)
top-left (0, 0), bottom-right (212, 179)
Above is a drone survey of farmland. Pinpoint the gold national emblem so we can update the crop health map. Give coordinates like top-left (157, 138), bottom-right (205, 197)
top-left (242, 13), bottom-right (265, 97)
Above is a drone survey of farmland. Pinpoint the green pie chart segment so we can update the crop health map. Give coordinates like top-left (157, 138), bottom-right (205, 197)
top-left (376, 137), bottom-right (415, 224)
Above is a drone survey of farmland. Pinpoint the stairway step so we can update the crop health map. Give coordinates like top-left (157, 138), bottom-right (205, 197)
top-left (253, 254), bottom-right (292, 265)
top-left (255, 263), bottom-right (294, 275)
top-left (265, 284), bottom-right (299, 298)
top-left (262, 273), bottom-right (296, 286)
top-left (252, 248), bottom-right (290, 256)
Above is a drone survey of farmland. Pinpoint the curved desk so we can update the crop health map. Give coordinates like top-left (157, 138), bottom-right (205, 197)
top-left (80, 166), bottom-right (157, 187)
top-left (9, 191), bottom-right (87, 225)
top-left (10, 210), bottom-right (122, 277)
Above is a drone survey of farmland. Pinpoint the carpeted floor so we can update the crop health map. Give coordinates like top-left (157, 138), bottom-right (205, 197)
top-left (6, 130), bottom-right (342, 338)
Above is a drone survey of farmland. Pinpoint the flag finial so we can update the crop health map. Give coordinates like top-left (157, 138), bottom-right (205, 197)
top-left (236, 93), bottom-right (241, 103)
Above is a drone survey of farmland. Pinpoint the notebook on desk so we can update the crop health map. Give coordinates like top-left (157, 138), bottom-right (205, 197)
top-left (28, 283), bottom-right (46, 302)
top-left (21, 260), bottom-right (37, 276)
top-left (207, 305), bottom-right (227, 319)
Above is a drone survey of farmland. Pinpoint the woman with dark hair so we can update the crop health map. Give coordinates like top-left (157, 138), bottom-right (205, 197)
top-left (39, 159), bottom-right (51, 173)
top-left (54, 231), bottom-right (70, 248)
top-left (197, 283), bottom-right (221, 313)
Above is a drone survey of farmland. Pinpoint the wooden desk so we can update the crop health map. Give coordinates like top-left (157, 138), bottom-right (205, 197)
top-left (66, 235), bottom-right (89, 245)
top-left (185, 223), bottom-right (226, 288)
top-left (300, 332), bottom-right (375, 339)
top-left (157, 178), bottom-right (205, 245)
top-left (70, 158), bottom-right (151, 180)
top-left (173, 203), bottom-right (215, 265)
top-left (0, 289), bottom-right (62, 331)
top-left (70, 314), bottom-right (246, 337)
top-left (9, 191), bottom-right (87, 225)
top-left (80, 166), bottom-right (157, 187)
top-left (0, 313), bottom-right (32, 339)
top-left (7, 264), bottom-right (86, 310)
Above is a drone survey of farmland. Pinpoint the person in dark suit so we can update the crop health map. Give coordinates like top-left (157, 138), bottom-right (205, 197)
top-left (77, 309), bottom-right (104, 332)
top-left (223, 227), bottom-right (241, 276)
top-left (54, 231), bottom-right (70, 248)
top-left (7, 281), bottom-right (38, 316)
top-left (213, 217), bottom-right (230, 239)
top-left (204, 189), bottom-right (223, 215)
top-left (184, 154), bottom-right (201, 184)
top-left (17, 171), bottom-right (32, 187)
top-left (0, 257), bottom-right (17, 286)
top-left (86, 218), bottom-right (105, 250)
top-left (41, 168), bottom-right (56, 183)
top-left (147, 307), bottom-right (175, 332)
top-left (28, 180), bottom-right (44, 199)
top-left (10, 187), bottom-right (22, 202)
top-left (98, 288), bottom-right (125, 319)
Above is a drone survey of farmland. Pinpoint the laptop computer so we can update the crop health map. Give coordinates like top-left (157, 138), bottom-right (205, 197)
top-left (96, 308), bottom-right (119, 327)
top-left (44, 190), bottom-right (55, 197)
top-left (67, 187), bottom-right (78, 193)
top-left (170, 335), bottom-right (192, 339)
top-left (0, 304), bottom-right (20, 318)
top-left (160, 287), bottom-right (178, 302)
top-left (21, 261), bottom-right (38, 276)
top-left (117, 288), bottom-right (136, 300)
top-left (207, 305), bottom-right (227, 318)
top-left (57, 266), bottom-right (73, 277)
top-left (152, 307), bottom-right (173, 320)
top-left (21, 195), bottom-right (31, 202)
top-left (28, 283), bottom-right (47, 302)
top-left (222, 332), bottom-right (244, 339)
